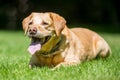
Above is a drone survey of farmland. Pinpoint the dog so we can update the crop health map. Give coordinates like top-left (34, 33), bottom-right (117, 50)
top-left (22, 12), bottom-right (111, 69)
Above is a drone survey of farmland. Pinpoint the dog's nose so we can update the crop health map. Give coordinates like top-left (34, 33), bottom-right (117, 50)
top-left (28, 27), bottom-right (37, 35)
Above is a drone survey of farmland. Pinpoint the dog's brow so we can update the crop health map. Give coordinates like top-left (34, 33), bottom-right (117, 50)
top-left (33, 17), bottom-right (42, 24)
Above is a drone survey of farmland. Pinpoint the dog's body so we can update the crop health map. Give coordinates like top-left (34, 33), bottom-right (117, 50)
top-left (22, 12), bottom-right (111, 68)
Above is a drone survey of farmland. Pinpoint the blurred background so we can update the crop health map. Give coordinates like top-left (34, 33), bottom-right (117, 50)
top-left (0, 0), bottom-right (119, 33)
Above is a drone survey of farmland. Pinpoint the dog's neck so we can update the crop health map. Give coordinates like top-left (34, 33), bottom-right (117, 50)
top-left (36, 35), bottom-right (66, 57)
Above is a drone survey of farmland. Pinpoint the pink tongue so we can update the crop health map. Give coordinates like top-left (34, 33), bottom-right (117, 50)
top-left (28, 42), bottom-right (41, 55)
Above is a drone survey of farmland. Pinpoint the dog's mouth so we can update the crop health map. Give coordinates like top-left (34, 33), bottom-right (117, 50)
top-left (28, 36), bottom-right (51, 55)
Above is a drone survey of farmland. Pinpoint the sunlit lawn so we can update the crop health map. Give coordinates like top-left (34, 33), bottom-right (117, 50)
top-left (0, 30), bottom-right (120, 80)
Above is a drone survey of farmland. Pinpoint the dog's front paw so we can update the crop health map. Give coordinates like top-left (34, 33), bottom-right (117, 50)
top-left (29, 64), bottom-right (33, 68)
top-left (29, 63), bottom-right (41, 68)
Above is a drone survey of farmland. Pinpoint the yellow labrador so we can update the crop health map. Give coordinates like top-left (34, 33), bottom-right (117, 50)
top-left (22, 12), bottom-right (111, 68)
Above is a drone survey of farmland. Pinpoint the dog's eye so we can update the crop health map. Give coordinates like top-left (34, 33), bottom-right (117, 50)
top-left (29, 21), bottom-right (33, 25)
top-left (42, 22), bottom-right (49, 25)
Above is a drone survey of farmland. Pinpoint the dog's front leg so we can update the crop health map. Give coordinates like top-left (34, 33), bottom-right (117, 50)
top-left (52, 61), bottom-right (80, 70)
top-left (29, 54), bottom-right (41, 68)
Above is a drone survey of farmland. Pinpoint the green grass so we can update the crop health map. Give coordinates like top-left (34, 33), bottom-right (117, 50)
top-left (0, 31), bottom-right (120, 80)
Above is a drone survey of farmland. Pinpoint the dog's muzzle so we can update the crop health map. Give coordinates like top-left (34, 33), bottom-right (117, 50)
top-left (28, 34), bottom-right (52, 55)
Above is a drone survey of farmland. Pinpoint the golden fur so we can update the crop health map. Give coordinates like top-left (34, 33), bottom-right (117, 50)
top-left (22, 12), bottom-right (111, 69)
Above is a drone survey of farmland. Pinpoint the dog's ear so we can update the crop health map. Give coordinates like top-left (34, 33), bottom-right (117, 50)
top-left (50, 13), bottom-right (66, 36)
top-left (22, 14), bottom-right (32, 35)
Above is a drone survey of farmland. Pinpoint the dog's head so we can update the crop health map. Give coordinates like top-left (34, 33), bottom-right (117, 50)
top-left (22, 12), bottom-right (66, 54)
